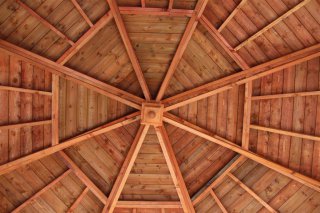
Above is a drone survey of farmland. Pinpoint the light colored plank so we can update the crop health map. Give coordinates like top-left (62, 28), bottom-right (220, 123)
top-left (116, 201), bottom-right (182, 208)
top-left (210, 190), bottom-right (228, 213)
top-left (242, 81), bottom-right (252, 149)
top-left (250, 124), bottom-right (320, 142)
top-left (218, 0), bottom-right (249, 32)
top-left (251, 90), bottom-right (320, 100)
top-left (0, 85), bottom-right (51, 96)
top-left (67, 187), bottom-right (89, 213)
top-left (0, 120), bottom-right (52, 130)
top-left (52, 74), bottom-right (59, 146)
top-left (119, 7), bottom-right (194, 17)
top-left (70, 0), bottom-right (93, 27)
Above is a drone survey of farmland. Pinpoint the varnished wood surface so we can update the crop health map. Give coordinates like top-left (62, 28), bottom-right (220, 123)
top-left (0, 0), bottom-right (320, 212)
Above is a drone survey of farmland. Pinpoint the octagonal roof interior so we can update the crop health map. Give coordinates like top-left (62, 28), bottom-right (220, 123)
top-left (0, 0), bottom-right (320, 212)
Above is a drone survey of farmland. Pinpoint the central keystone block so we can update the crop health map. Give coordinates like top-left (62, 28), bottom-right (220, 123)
top-left (141, 102), bottom-right (164, 126)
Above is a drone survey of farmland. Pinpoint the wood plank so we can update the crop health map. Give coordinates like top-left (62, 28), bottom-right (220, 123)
top-left (155, 126), bottom-right (195, 213)
top-left (227, 173), bottom-right (278, 213)
top-left (0, 112), bottom-right (140, 175)
top-left (163, 43), bottom-right (320, 109)
top-left (52, 74), bottom-right (59, 146)
top-left (250, 124), bottom-right (320, 142)
top-left (57, 11), bottom-right (113, 65)
top-left (156, 0), bottom-right (209, 101)
top-left (70, 0), bottom-right (93, 27)
top-left (11, 169), bottom-right (72, 213)
top-left (0, 120), bottom-right (52, 130)
top-left (67, 187), bottom-right (89, 213)
top-left (218, 0), bottom-right (249, 32)
top-left (107, 0), bottom-right (151, 100)
top-left (103, 125), bottom-right (150, 213)
top-left (119, 7), bottom-right (194, 17)
top-left (0, 85), bottom-right (52, 96)
top-left (209, 190), bottom-right (228, 213)
top-left (116, 201), bottom-right (182, 208)
top-left (58, 151), bottom-right (108, 204)
top-left (234, 0), bottom-right (312, 51)
top-left (0, 40), bottom-right (143, 109)
top-left (242, 81), bottom-right (252, 149)
top-left (15, 0), bottom-right (74, 45)
top-left (251, 90), bottom-right (320, 100)
top-left (163, 113), bottom-right (320, 193)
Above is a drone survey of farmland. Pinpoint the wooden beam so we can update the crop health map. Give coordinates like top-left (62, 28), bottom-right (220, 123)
top-left (58, 151), bottom-right (108, 204)
top-left (12, 169), bottom-right (72, 213)
top-left (242, 81), bottom-right (252, 150)
top-left (234, 0), bottom-right (312, 51)
top-left (67, 187), bottom-right (89, 213)
top-left (200, 15), bottom-right (250, 70)
top-left (163, 113), bottom-right (320, 193)
top-left (0, 112), bottom-right (140, 176)
top-left (162, 42), bottom-right (320, 109)
top-left (107, 0), bottom-right (151, 100)
top-left (218, 0), bottom-right (248, 32)
top-left (0, 85), bottom-right (52, 96)
top-left (192, 155), bottom-right (246, 205)
top-left (118, 7), bottom-right (194, 17)
top-left (227, 173), bottom-right (278, 213)
top-left (168, 0), bottom-right (174, 10)
top-left (165, 85), bottom-right (233, 112)
top-left (0, 39), bottom-right (143, 109)
top-left (156, 0), bottom-right (209, 101)
top-left (16, 0), bottom-right (74, 45)
top-left (70, 0), bottom-right (93, 27)
top-left (52, 74), bottom-right (59, 146)
top-left (251, 90), bottom-right (320, 100)
top-left (250, 124), bottom-right (320, 142)
top-left (141, 0), bottom-right (146, 7)
top-left (116, 201), bottom-right (182, 209)
top-left (57, 11), bottom-right (113, 65)
top-left (0, 120), bottom-right (52, 130)
top-left (209, 190), bottom-right (228, 213)
top-left (155, 126), bottom-right (195, 213)
top-left (103, 125), bottom-right (150, 213)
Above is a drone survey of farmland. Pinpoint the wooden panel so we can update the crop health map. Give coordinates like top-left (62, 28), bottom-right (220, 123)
top-left (250, 57), bottom-right (320, 181)
top-left (59, 78), bottom-right (135, 140)
top-left (121, 127), bottom-right (179, 201)
top-left (65, 20), bottom-right (142, 96)
top-left (123, 14), bottom-right (188, 98)
top-left (0, 51), bottom-right (52, 163)
top-left (164, 24), bottom-right (240, 98)
top-left (64, 121), bottom-right (140, 196)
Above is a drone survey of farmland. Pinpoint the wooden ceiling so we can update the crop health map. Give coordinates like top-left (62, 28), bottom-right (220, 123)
top-left (0, 0), bottom-right (320, 212)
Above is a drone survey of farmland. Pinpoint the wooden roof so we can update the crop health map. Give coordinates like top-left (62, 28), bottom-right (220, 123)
top-left (0, 0), bottom-right (320, 212)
